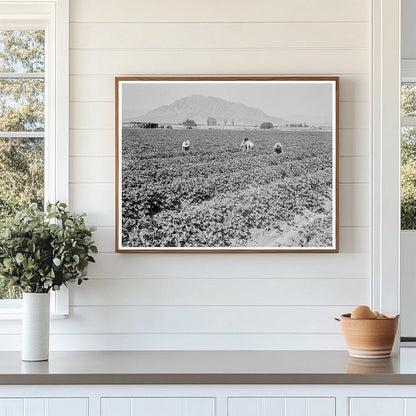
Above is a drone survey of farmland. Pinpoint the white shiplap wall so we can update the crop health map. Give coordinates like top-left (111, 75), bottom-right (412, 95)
top-left (36, 0), bottom-right (371, 350)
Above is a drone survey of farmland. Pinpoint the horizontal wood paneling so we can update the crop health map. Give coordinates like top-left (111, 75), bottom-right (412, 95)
top-left (69, 0), bottom-right (369, 23)
top-left (339, 227), bottom-right (369, 252)
top-left (85, 253), bottom-right (369, 279)
top-left (340, 77), bottom-right (369, 102)
top-left (339, 184), bottom-right (369, 227)
top-left (69, 183), bottom-right (114, 226)
top-left (69, 49), bottom-right (368, 76)
top-left (51, 305), bottom-right (354, 334)
top-left (69, 183), bottom-right (368, 227)
top-left (69, 130), bottom-right (115, 157)
top-left (70, 103), bottom-right (113, 129)
top-left (70, 278), bottom-right (368, 306)
top-left (0, 333), bottom-right (347, 351)
top-left (92, 226), bottom-right (368, 254)
top-left (339, 102), bottom-right (369, 129)
top-left (56, 0), bottom-right (373, 351)
top-left (339, 129), bottom-right (369, 157)
top-left (0, 306), bottom-right (355, 335)
top-left (90, 227), bottom-right (115, 253)
top-left (70, 157), bottom-right (114, 183)
top-left (70, 74), bottom-right (369, 103)
top-left (70, 22), bottom-right (368, 50)
top-left (339, 157), bottom-right (369, 183)
top-left (70, 76), bottom-right (114, 102)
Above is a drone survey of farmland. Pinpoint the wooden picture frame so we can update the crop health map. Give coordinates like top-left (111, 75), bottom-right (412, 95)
top-left (115, 76), bottom-right (339, 253)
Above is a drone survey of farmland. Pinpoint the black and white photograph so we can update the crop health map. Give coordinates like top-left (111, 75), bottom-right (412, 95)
top-left (116, 77), bottom-right (339, 252)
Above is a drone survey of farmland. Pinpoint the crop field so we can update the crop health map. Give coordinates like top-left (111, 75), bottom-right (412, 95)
top-left (121, 127), bottom-right (334, 248)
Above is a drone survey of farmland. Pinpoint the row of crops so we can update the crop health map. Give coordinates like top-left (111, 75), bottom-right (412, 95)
top-left (121, 128), bottom-right (334, 248)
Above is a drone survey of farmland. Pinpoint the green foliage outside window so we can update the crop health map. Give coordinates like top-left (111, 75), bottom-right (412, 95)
top-left (0, 30), bottom-right (45, 298)
top-left (401, 127), bottom-right (416, 229)
top-left (402, 84), bottom-right (416, 117)
top-left (401, 84), bottom-right (416, 230)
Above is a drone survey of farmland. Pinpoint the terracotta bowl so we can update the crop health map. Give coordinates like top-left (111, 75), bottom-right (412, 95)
top-left (337, 313), bottom-right (399, 359)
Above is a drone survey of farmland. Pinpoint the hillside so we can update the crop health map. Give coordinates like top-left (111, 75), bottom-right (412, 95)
top-left (129, 95), bottom-right (285, 126)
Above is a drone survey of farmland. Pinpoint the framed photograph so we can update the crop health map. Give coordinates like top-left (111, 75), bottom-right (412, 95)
top-left (115, 76), bottom-right (339, 252)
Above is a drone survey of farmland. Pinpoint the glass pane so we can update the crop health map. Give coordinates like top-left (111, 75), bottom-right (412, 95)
top-left (401, 127), bottom-right (416, 230)
top-left (0, 137), bottom-right (44, 299)
top-left (0, 30), bottom-right (45, 300)
top-left (0, 30), bottom-right (45, 73)
top-left (0, 137), bottom-right (44, 219)
top-left (0, 78), bottom-right (44, 131)
top-left (402, 83), bottom-right (416, 117)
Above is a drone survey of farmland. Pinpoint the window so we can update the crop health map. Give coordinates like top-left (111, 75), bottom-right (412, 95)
top-left (0, 0), bottom-right (68, 314)
top-left (401, 74), bottom-right (416, 229)
top-left (0, 29), bottom-right (45, 299)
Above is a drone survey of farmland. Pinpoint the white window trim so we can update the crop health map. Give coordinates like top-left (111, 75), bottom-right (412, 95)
top-left (402, 117), bottom-right (416, 127)
top-left (401, 62), bottom-right (416, 146)
top-left (401, 60), bottom-right (416, 127)
top-left (0, 0), bottom-right (69, 317)
top-left (402, 60), bottom-right (416, 80)
top-left (399, 60), bottom-right (416, 340)
top-left (371, 0), bottom-right (401, 325)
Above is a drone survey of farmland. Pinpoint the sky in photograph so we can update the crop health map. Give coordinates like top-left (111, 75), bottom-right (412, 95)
top-left (121, 80), bottom-right (334, 124)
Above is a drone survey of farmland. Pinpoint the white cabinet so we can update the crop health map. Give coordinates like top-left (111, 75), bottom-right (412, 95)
top-left (228, 398), bottom-right (335, 416)
top-left (350, 398), bottom-right (416, 416)
top-left (0, 398), bottom-right (88, 416)
top-left (5, 385), bottom-right (416, 416)
top-left (101, 397), bottom-right (215, 416)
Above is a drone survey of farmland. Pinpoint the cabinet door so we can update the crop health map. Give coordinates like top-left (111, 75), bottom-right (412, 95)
top-left (0, 398), bottom-right (88, 416)
top-left (228, 398), bottom-right (335, 416)
top-left (101, 398), bottom-right (215, 416)
top-left (350, 398), bottom-right (416, 416)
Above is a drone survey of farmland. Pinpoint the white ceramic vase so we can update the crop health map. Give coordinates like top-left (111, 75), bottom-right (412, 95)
top-left (22, 292), bottom-right (50, 361)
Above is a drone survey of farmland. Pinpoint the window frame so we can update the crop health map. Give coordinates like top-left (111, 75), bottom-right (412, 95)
top-left (401, 61), bottom-right (416, 231)
top-left (0, 0), bottom-right (69, 317)
top-left (399, 61), bottom-right (416, 340)
top-left (401, 62), bottom-right (416, 129)
top-left (371, 0), bottom-right (401, 322)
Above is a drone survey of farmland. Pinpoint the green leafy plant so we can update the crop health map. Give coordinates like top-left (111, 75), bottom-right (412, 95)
top-left (0, 202), bottom-right (97, 293)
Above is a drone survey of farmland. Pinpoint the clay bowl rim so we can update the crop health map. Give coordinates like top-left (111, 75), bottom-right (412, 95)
top-left (340, 313), bottom-right (400, 320)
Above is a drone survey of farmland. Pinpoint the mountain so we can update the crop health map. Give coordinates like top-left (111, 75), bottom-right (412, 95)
top-left (129, 95), bottom-right (285, 126)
